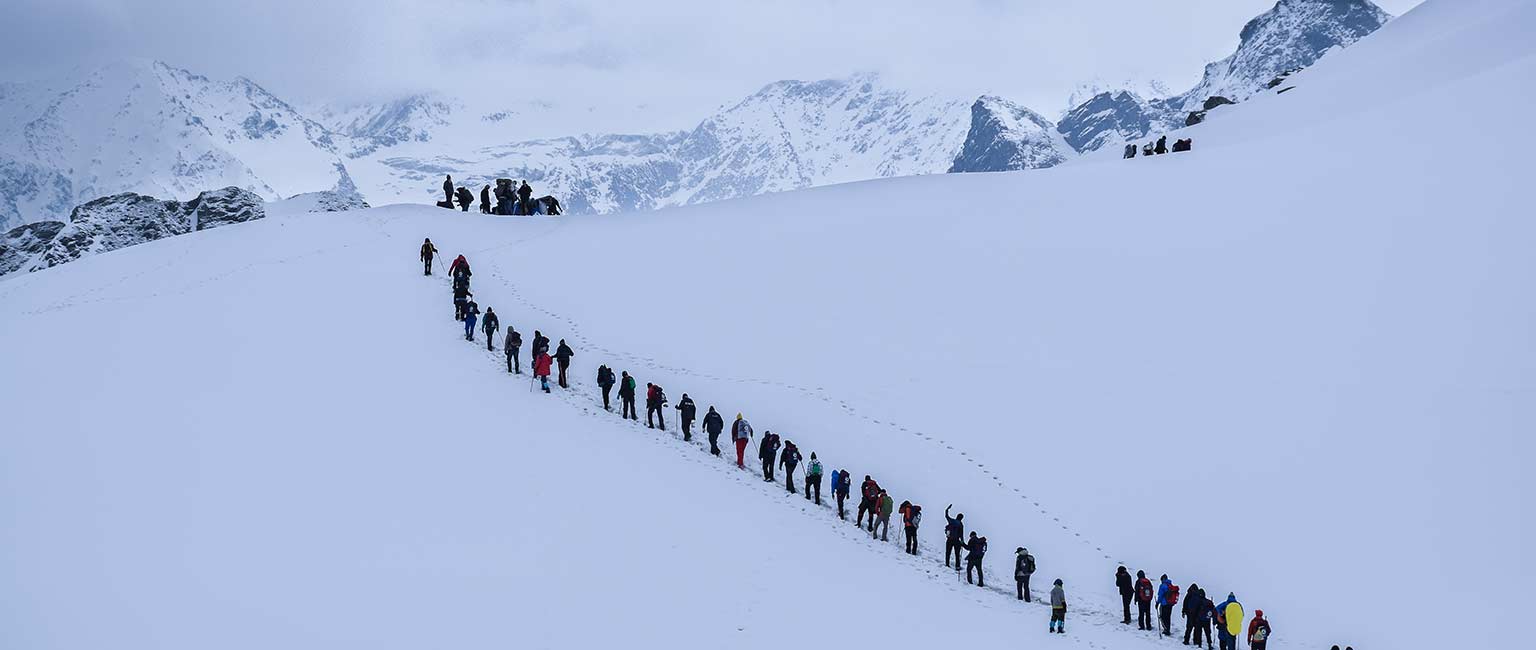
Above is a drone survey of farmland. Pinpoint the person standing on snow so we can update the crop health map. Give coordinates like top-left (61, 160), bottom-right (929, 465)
top-left (554, 339), bottom-right (574, 388)
top-left (758, 431), bottom-right (781, 481)
top-left (804, 453), bottom-right (823, 504)
top-left (596, 365), bottom-right (616, 410)
top-left (505, 326), bottom-right (522, 373)
top-left (530, 330), bottom-right (549, 361)
top-left (1183, 583), bottom-right (1206, 646)
top-left (964, 532), bottom-right (988, 586)
top-left (455, 186), bottom-right (474, 211)
top-left (452, 283), bottom-right (472, 321)
top-left (448, 254), bottom-right (471, 278)
top-left (618, 371), bottom-right (638, 420)
top-left (517, 180), bottom-right (533, 210)
top-left (1198, 591), bottom-right (1218, 649)
top-left (730, 413), bottom-right (753, 468)
top-left (645, 383), bottom-right (667, 430)
top-left (420, 238), bottom-right (438, 275)
top-left (1157, 574), bottom-right (1179, 636)
top-left (1015, 547), bottom-right (1036, 602)
top-left (873, 489), bottom-right (894, 541)
top-left (1135, 570), bottom-right (1155, 630)
top-left (442, 175), bottom-right (453, 204)
top-left (856, 476), bottom-right (880, 531)
top-left (1216, 593), bottom-right (1243, 650)
top-left (481, 308), bottom-right (499, 351)
top-left (675, 393), bottom-right (697, 441)
top-left (479, 185), bottom-right (491, 214)
top-left (533, 351), bottom-right (553, 393)
top-left (1116, 566), bottom-right (1135, 625)
top-left (1049, 579), bottom-right (1067, 634)
top-left (944, 505), bottom-right (965, 569)
top-left (462, 300), bottom-right (480, 341)
top-left (1247, 610), bottom-right (1271, 650)
top-left (702, 406), bottom-right (724, 455)
top-left (899, 501), bottom-right (921, 554)
top-left (778, 440), bottom-right (801, 493)
top-left (832, 469), bottom-right (851, 519)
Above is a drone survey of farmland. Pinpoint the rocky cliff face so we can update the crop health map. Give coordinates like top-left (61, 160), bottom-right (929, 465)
top-left (949, 97), bottom-right (1072, 173)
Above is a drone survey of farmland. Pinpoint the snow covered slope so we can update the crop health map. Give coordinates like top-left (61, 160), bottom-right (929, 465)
top-left (2, 3), bottom-right (1530, 650)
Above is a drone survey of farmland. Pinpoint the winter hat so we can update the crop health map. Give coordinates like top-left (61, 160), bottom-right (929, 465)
top-left (1016, 547), bottom-right (1025, 553)
top-left (1161, 574), bottom-right (1168, 581)
top-left (810, 452), bottom-right (816, 459)
top-left (1255, 610), bottom-right (1263, 618)
top-left (1137, 570), bottom-right (1146, 578)
top-left (1054, 578), bottom-right (1063, 586)
top-left (736, 413), bottom-right (742, 419)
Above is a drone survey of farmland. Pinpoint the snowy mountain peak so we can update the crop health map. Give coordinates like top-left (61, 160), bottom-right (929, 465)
top-left (949, 96), bottom-right (1071, 173)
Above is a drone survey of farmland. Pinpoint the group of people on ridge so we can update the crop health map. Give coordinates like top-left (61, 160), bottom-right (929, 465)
top-left (1124, 135), bottom-right (1194, 158)
top-left (419, 244), bottom-right (1286, 645)
top-left (439, 174), bottom-right (561, 215)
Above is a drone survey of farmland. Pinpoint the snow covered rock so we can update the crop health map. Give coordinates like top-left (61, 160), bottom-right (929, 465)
top-left (948, 97), bottom-right (1072, 173)
top-left (286, 163), bottom-right (371, 213)
top-left (0, 187), bottom-right (265, 275)
top-left (1055, 91), bottom-right (1158, 155)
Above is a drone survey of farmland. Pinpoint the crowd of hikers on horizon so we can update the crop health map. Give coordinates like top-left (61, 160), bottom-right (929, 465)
top-left (439, 174), bottom-right (563, 216)
top-left (415, 239), bottom-right (1367, 650)
top-left (1125, 135), bottom-right (1193, 158)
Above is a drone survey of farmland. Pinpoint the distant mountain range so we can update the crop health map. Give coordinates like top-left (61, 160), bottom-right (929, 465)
top-left (0, 0), bottom-right (1391, 230)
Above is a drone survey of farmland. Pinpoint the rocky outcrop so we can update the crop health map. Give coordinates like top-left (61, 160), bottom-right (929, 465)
top-left (0, 187), bottom-right (265, 276)
top-left (949, 97), bottom-right (1072, 174)
top-left (288, 162), bottom-right (371, 212)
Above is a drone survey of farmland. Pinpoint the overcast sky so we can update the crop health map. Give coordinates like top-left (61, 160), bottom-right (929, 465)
top-left (2, 0), bottom-right (1424, 132)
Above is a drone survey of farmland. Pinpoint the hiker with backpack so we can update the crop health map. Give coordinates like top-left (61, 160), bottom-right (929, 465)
top-left (758, 431), bottom-right (781, 482)
top-left (899, 501), bottom-right (921, 554)
top-left (618, 371), bottom-right (638, 420)
top-left (1049, 579), bottom-right (1067, 634)
top-left (533, 351), bottom-right (553, 393)
top-left (804, 453), bottom-right (823, 504)
top-left (1247, 610), bottom-right (1271, 650)
top-left (462, 300), bottom-right (480, 341)
top-left (1157, 574), bottom-right (1180, 636)
top-left (1184, 583), bottom-right (1206, 646)
top-left (675, 393), bottom-right (697, 441)
top-left (1123, 143), bottom-right (1137, 159)
top-left (455, 186), bottom-right (474, 211)
top-left (944, 505), bottom-right (965, 569)
top-left (645, 383), bottom-right (667, 429)
top-left (964, 532), bottom-right (987, 586)
top-left (505, 326), bottom-right (522, 373)
top-left (731, 414), bottom-right (752, 467)
top-left (1216, 593), bottom-right (1243, 650)
top-left (479, 185), bottom-right (491, 214)
top-left (1155, 135), bottom-right (1168, 154)
top-left (517, 181), bottom-right (533, 210)
top-left (833, 469), bottom-right (851, 519)
top-left (873, 489), bottom-right (893, 541)
top-left (702, 406), bottom-right (724, 455)
top-left (481, 308), bottom-right (499, 351)
top-left (1015, 547), bottom-right (1036, 601)
top-left (1135, 570), bottom-right (1155, 630)
top-left (856, 476), bottom-right (880, 531)
top-left (420, 238), bottom-right (438, 275)
top-left (554, 339), bottom-right (574, 388)
top-left (1198, 591), bottom-right (1218, 649)
top-left (596, 365), bottom-right (616, 410)
top-left (448, 254), bottom-right (471, 278)
top-left (452, 282), bottom-right (472, 321)
top-left (1116, 566), bottom-right (1135, 625)
top-left (778, 440), bottom-right (801, 493)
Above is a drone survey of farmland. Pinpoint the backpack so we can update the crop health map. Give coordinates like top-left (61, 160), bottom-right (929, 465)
top-left (1167, 584), bottom-right (1180, 606)
top-left (1022, 554), bottom-right (1036, 575)
top-left (1137, 579), bottom-right (1154, 602)
top-left (808, 459), bottom-right (822, 476)
top-left (1252, 625), bottom-right (1267, 642)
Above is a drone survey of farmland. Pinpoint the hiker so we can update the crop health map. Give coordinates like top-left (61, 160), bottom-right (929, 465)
top-left (455, 186), bottom-right (474, 211)
top-left (1015, 547), bottom-right (1036, 602)
top-left (1173, 138), bottom-right (1193, 152)
top-left (856, 476), bottom-right (880, 530)
top-left (804, 453), bottom-right (822, 504)
top-left (1183, 583), bottom-right (1204, 645)
top-left (554, 339), bottom-right (574, 388)
top-left (517, 180), bottom-right (533, 209)
top-left (675, 393), bottom-right (697, 441)
top-left (479, 185), bottom-right (491, 214)
top-left (531, 330), bottom-right (549, 361)
top-left (778, 440), bottom-right (801, 493)
top-left (1124, 143), bottom-right (1137, 159)
top-left (533, 351), bottom-right (553, 393)
top-left (1157, 574), bottom-right (1179, 636)
top-left (452, 283), bottom-right (471, 320)
top-left (448, 254), bottom-right (471, 278)
top-left (873, 489), bottom-right (893, 541)
top-left (730, 414), bottom-right (752, 466)
top-left (1155, 135), bottom-right (1168, 154)
top-left (1143, 143), bottom-right (1155, 156)
top-left (1116, 566), bottom-right (1135, 624)
top-left (645, 383), bottom-right (667, 429)
top-left (833, 469), bottom-right (851, 519)
top-left (420, 238), bottom-right (438, 275)
top-left (758, 431), bottom-right (781, 481)
top-left (1049, 579), bottom-right (1067, 634)
top-left (1216, 593), bottom-right (1243, 650)
top-left (702, 406), bottom-right (724, 455)
top-left (1247, 610), bottom-right (1271, 650)
top-left (1135, 570), bottom-right (1155, 630)
top-left (504, 326), bottom-right (522, 373)
top-left (442, 175), bottom-right (453, 204)
top-left (462, 300), bottom-right (480, 341)
top-left (964, 532), bottom-right (987, 586)
top-left (481, 308), bottom-right (499, 351)
top-left (1199, 591), bottom-right (1218, 649)
top-left (900, 501), bottom-right (921, 554)
top-left (596, 365), bottom-right (616, 410)
top-left (618, 371), bottom-right (638, 420)
top-left (944, 505), bottom-right (965, 569)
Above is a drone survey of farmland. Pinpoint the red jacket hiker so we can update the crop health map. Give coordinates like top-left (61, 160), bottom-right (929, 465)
top-left (448, 255), bottom-right (470, 277)
top-left (534, 352), bottom-right (553, 378)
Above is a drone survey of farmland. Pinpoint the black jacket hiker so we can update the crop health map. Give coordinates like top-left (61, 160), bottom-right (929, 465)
top-left (597, 365), bottom-right (616, 410)
top-left (482, 309), bottom-right (500, 351)
top-left (676, 395), bottom-right (697, 441)
top-left (702, 407), bottom-right (724, 454)
top-left (420, 239), bottom-right (438, 275)
top-left (1015, 549), bottom-right (1036, 601)
top-left (964, 534), bottom-right (988, 586)
top-left (442, 176), bottom-right (453, 203)
top-left (554, 340), bottom-right (574, 388)
top-left (480, 186), bottom-right (491, 214)
top-left (505, 328), bottom-right (523, 373)
top-left (1116, 566), bottom-right (1135, 624)
top-left (944, 505), bottom-right (965, 569)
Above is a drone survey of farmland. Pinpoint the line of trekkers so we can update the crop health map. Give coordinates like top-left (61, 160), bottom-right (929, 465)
top-left (419, 243), bottom-right (1292, 648)
top-left (1125, 134), bottom-right (1193, 158)
top-left (438, 174), bottom-right (563, 216)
